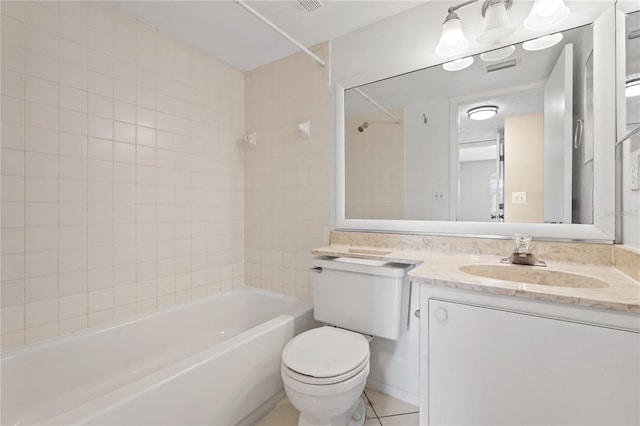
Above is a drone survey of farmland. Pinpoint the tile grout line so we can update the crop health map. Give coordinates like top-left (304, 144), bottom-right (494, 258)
top-left (377, 411), bottom-right (420, 419)
top-left (363, 391), bottom-right (383, 426)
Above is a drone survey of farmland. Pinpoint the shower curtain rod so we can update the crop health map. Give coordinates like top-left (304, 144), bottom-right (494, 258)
top-left (354, 88), bottom-right (401, 124)
top-left (233, 0), bottom-right (326, 67)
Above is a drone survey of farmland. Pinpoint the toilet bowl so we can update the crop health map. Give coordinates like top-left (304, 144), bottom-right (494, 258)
top-left (281, 326), bottom-right (370, 426)
top-left (281, 257), bottom-right (412, 426)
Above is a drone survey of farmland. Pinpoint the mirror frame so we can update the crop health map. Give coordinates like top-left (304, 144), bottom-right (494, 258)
top-left (334, 5), bottom-right (616, 242)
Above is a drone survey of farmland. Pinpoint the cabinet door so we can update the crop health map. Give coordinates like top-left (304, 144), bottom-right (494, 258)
top-left (428, 300), bottom-right (640, 426)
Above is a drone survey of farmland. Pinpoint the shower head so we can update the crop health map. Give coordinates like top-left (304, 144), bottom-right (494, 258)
top-left (357, 122), bottom-right (369, 133)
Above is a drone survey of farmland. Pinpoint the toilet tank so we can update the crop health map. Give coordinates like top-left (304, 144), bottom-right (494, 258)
top-left (311, 257), bottom-right (413, 340)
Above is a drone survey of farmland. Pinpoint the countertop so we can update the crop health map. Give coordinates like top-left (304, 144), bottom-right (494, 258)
top-left (312, 245), bottom-right (640, 314)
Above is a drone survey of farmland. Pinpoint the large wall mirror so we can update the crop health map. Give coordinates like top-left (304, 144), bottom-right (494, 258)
top-left (335, 4), bottom-right (616, 241)
top-left (345, 24), bottom-right (593, 225)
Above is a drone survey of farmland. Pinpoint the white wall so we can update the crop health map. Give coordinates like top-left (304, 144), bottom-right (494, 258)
top-left (404, 101), bottom-right (450, 221)
top-left (0, 1), bottom-right (245, 351)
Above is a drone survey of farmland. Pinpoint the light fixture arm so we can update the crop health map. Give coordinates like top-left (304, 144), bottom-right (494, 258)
top-left (444, 0), bottom-right (513, 20)
top-left (447, 0), bottom-right (480, 15)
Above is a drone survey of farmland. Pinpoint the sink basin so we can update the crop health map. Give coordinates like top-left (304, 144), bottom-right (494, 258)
top-left (458, 264), bottom-right (608, 289)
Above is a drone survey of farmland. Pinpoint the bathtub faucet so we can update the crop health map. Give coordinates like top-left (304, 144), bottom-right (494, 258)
top-left (501, 234), bottom-right (546, 267)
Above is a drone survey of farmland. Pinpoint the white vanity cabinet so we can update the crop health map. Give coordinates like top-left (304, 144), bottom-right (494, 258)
top-left (419, 286), bottom-right (640, 426)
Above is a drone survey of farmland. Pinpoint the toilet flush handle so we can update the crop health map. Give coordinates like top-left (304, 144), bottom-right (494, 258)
top-left (310, 267), bottom-right (323, 273)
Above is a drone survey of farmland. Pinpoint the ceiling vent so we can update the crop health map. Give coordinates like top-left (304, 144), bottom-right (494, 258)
top-left (298, 0), bottom-right (323, 12)
top-left (485, 58), bottom-right (520, 73)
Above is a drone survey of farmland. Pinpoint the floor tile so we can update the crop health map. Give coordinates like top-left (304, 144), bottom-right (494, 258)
top-left (256, 398), bottom-right (299, 426)
top-left (257, 390), bottom-right (418, 426)
top-left (364, 389), bottom-right (418, 417)
top-left (365, 417), bottom-right (383, 426)
top-left (379, 412), bottom-right (419, 426)
top-left (364, 392), bottom-right (378, 419)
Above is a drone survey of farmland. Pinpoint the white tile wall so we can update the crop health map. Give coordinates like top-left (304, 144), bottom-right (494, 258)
top-left (244, 43), bottom-right (331, 301)
top-left (1, 1), bottom-right (245, 351)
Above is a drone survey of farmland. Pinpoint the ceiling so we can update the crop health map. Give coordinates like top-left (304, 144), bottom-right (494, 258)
top-left (117, 0), bottom-right (428, 71)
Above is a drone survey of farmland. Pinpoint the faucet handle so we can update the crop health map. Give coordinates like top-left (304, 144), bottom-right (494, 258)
top-left (513, 234), bottom-right (532, 253)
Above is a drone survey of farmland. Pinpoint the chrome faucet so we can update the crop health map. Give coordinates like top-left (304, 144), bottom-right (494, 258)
top-left (501, 234), bottom-right (547, 267)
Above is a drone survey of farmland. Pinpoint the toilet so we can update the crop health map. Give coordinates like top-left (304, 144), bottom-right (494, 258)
top-left (281, 256), bottom-right (412, 426)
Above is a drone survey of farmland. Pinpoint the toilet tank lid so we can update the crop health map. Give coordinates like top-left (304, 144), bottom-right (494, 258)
top-left (312, 256), bottom-right (412, 277)
top-left (282, 326), bottom-right (369, 378)
top-left (334, 257), bottom-right (388, 266)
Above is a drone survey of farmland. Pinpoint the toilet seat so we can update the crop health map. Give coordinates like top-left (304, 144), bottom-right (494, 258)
top-left (282, 326), bottom-right (370, 385)
top-left (282, 355), bottom-right (369, 385)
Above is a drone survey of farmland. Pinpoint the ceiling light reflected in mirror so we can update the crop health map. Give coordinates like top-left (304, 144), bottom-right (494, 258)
top-left (626, 78), bottom-right (640, 98)
top-left (522, 32), bottom-right (564, 51)
top-left (480, 45), bottom-right (516, 61)
top-left (443, 56), bottom-right (475, 71)
top-left (467, 105), bottom-right (499, 120)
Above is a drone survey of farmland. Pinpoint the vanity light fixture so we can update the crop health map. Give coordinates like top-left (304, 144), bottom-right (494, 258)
top-left (477, 0), bottom-right (514, 45)
top-left (443, 56), bottom-right (475, 71)
top-left (522, 32), bottom-right (563, 51)
top-left (435, 0), bottom-right (570, 57)
top-left (524, 0), bottom-right (570, 30)
top-left (468, 105), bottom-right (499, 120)
top-left (480, 45), bottom-right (515, 62)
top-left (435, 0), bottom-right (516, 57)
top-left (626, 78), bottom-right (640, 98)
top-left (435, 9), bottom-right (470, 57)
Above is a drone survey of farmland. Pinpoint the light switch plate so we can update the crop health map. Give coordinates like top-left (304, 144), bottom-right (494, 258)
top-left (512, 192), bottom-right (527, 204)
top-left (432, 191), bottom-right (444, 202)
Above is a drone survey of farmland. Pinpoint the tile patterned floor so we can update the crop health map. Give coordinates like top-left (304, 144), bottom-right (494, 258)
top-left (256, 388), bottom-right (419, 426)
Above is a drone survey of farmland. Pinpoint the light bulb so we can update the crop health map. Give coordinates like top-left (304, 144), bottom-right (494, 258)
top-left (477, 1), bottom-right (514, 45)
top-left (524, 0), bottom-right (569, 30)
top-left (537, 0), bottom-right (557, 17)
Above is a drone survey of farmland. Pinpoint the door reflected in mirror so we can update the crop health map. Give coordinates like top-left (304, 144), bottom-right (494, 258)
top-left (625, 10), bottom-right (640, 136)
top-left (345, 24), bottom-right (594, 225)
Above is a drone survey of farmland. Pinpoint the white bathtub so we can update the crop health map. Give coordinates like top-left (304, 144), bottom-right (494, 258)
top-left (1, 287), bottom-right (315, 425)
